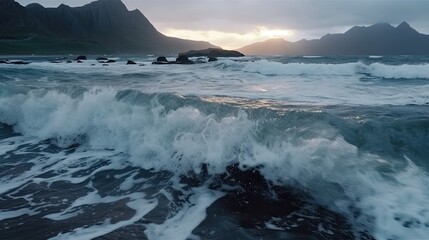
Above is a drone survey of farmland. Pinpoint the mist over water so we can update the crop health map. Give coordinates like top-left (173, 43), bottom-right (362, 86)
top-left (1, 56), bottom-right (429, 240)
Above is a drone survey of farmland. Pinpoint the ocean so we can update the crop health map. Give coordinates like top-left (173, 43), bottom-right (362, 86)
top-left (1, 55), bottom-right (429, 240)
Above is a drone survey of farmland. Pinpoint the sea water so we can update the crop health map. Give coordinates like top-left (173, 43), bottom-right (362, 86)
top-left (1, 55), bottom-right (429, 239)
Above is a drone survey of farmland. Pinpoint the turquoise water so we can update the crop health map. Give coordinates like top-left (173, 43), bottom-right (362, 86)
top-left (1, 56), bottom-right (429, 239)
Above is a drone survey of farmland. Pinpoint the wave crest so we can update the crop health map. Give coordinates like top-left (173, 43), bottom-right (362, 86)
top-left (1, 88), bottom-right (429, 239)
top-left (217, 59), bottom-right (429, 79)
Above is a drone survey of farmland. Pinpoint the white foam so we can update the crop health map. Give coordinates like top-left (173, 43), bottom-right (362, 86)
top-left (361, 62), bottom-right (429, 79)
top-left (3, 59), bottom-right (429, 105)
top-left (145, 187), bottom-right (223, 240)
top-left (1, 88), bottom-right (427, 240)
top-left (303, 56), bottom-right (323, 58)
top-left (0, 137), bottom-right (22, 155)
top-left (242, 60), bottom-right (358, 76)
top-left (356, 157), bottom-right (429, 240)
top-left (2, 62), bottom-right (429, 239)
top-left (0, 150), bottom-right (55, 195)
top-left (240, 59), bottom-right (429, 80)
top-left (0, 60), bottom-right (176, 76)
top-left (0, 89), bottom-right (253, 173)
top-left (264, 221), bottom-right (284, 231)
top-left (49, 195), bottom-right (157, 240)
top-left (0, 208), bottom-right (38, 221)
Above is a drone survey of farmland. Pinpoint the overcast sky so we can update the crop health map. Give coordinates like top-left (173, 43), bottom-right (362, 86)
top-left (15, 0), bottom-right (429, 49)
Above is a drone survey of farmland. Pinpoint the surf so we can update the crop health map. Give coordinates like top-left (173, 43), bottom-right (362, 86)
top-left (1, 86), bottom-right (429, 239)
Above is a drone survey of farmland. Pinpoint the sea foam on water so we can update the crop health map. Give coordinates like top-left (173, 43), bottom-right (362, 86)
top-left (1, 57), bottom-right (429, 239)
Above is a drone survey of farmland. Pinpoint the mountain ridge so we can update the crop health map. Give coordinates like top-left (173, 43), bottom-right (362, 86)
top-left (0, 0), bottom-right (216, 55)
top-left (238, 22), bottom-right (429, 55)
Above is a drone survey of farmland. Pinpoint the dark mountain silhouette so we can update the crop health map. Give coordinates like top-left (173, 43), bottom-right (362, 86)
top-left (0, 0), bottom-right (216, 54)
top-left (238, 22), bottom-right (429, 55)
top-left (179, 48), bottom-right (245, 58)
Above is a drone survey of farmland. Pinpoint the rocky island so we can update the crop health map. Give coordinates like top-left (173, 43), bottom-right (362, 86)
top-left (152, 49), bottom-right (245, 65)
top-left (179, 48), bottom-right (245, 58)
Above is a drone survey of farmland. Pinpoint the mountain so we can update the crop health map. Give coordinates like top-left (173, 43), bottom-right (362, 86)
top-left (237, 38), bottom-right (298, 56)
top-left (0, 0), bottom-right (216, 55)
top-left (238, 22), bottom-right (429, 55)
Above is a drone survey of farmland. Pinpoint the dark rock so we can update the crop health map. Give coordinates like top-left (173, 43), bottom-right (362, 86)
top-left (152, 56), bottom-right (175, 65)
top-left (208, 57), bottom-right (218, 62)
top-left (176, 55), bottom-right (194, 64)
top-left (126, 60), bottom-right (137, 65)
top-left (102, 64), bottom-right (109, 66)
top-left (179, 48), bottom-right (245, 58)
top-left (96, 57), bottom-right (108, 61)
top-left (139, 64), bottom-right (145, 66)
top-left (66, 60), bottom-right (72, 63)
top-left (91, 64), bottom-right (96, 66)
top-left (9, 61), bottom-right (30, 65)
top-left (75, 56), bottom-right (87, 61)
top-left (188, 163), bottom-right (369, 240)
top-left (77, 60), bottom-right (83, 63)
top-left (157, 56), bottom-right (168, 62)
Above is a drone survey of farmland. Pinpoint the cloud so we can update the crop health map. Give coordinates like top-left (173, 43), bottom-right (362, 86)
top-left (136, 0), bottom-right (429, 31)
top-left (15, 0), bottom-right (429, 47)
top-left (163, 27), bottom-right (294, 49)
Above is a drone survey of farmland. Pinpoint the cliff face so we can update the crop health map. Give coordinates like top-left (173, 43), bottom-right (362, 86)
top-left (0, 0), bottom-right (216, 54)
top-left (0, 0), bottom-right (34, 38)
top-left (238, 22), bottom-right (429, 56)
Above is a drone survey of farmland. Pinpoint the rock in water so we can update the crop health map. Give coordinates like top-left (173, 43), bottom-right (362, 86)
top-left (75, 56), bottom-right (87, 61)
top-left (208, 57), bottom-right (218, 62)
top-left (179, 48), bottom-right (245, 58)
top-left (157, 56), bottom-right (168, 62)
top-left (96, 57), bottom-right (108, 61)
top-left (176, 55), bottom-right (194, 64)
top-left (126, 60), bottom-right (137, 65)
top-left (152, 56), bottom-right (175, 65)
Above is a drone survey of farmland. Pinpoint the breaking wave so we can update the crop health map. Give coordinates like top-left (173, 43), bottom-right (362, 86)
top-left (1, 88), bottom-right (429, 239)
top-left (213, 59), bottom-right (429, 79)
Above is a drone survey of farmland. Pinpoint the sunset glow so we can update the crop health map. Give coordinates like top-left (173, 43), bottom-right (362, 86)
top-left (162, 27), bottom-right (294, 49)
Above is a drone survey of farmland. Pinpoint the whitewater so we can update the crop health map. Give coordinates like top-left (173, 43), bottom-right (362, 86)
top-left (1, 55), bottom-right (429, 240)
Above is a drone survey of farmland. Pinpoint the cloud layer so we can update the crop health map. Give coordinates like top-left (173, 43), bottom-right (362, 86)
top-left (15, 0), bottom-right (429, 48)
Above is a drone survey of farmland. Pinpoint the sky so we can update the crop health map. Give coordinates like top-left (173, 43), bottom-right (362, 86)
top-left (15, 0), bottom-right (429, 49)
